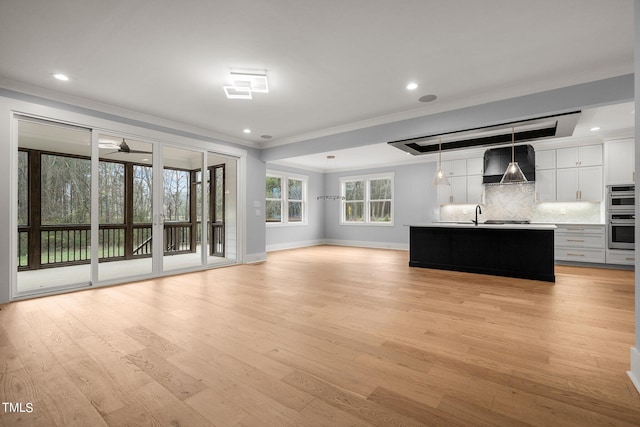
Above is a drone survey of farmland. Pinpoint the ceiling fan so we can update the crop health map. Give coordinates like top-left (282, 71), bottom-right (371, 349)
top-left (99, 138), bottom-right (152, 155)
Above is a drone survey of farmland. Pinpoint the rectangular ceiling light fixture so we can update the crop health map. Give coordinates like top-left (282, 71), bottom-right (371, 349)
top-left (224, 71), bottom-right (269, 99)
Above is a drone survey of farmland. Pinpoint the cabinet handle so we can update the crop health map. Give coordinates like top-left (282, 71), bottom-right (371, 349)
top-left (567, 239), bottom-right (584, 242)
top-left (626, 257), bottom-right (635, 261)
top-left (567, 253), bottom-right (585, 257)
top-left (576, 190), bottom-right (579, 200)
top-left (567, 228), bottom-right (585, 231)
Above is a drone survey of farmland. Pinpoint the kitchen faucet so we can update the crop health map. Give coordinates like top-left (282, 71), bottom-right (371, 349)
top-left (472, 204), bottom-right (482, 226)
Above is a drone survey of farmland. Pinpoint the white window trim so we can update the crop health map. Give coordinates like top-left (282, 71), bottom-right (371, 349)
top-left (339, 172), bottom-right (394, 226)
top-left (266, 170), bottom-right (308, 226)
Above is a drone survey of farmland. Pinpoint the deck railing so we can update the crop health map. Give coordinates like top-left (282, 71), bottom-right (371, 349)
top-left (18, 221), bottom-right (223, 270)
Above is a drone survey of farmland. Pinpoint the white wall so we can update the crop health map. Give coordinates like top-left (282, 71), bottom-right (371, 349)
top-left (323, 162), bottom-right (438, 249)
top-left (265, 163), bottom-right (325, 251)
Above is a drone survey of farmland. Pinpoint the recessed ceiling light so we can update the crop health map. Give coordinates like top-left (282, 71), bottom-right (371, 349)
top-left (406, 82), bottom-right (418, 90)
top-left (419, 94), bottom-right (438, 103)
top-left (590, 126), bottom-right (600, 132)
top-left (243, 128), bottom-right (251, 134)
top-left (52, 73), bottom-right (69, 81)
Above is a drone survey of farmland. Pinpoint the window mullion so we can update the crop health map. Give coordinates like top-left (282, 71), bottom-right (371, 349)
top-left (283, 179), bottom-right (288, 223)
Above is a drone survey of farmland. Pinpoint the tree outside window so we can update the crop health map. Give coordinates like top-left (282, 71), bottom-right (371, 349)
top-left (266, 172), bottom-right (307, 224)
top-left (369, 178), bottom-right (392, 222)
top-left (344, 180), bottom-right (364, 222)
top-left (341, 174), bottom-right (393, 225)
top-left (288, 178), bottom-right (303, 222)
top-left (266, 176), bottom-right (282, 222)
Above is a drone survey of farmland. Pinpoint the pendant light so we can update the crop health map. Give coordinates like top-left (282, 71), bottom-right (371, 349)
top-left (500, 127), bottom-right (528, 184)
top-left (432, 139), bottom-right (450, 186)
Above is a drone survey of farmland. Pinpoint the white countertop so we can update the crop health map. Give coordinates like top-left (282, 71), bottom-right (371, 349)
top-left (409, 222), bottom-right (557, 230)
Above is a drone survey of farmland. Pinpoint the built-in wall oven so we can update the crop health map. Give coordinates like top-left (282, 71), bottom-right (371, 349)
top-left (608, 185), bottom-right (635, 212)
top-left (607, 185), bottom-right (635, 250)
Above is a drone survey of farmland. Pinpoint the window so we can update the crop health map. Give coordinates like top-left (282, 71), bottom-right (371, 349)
top-left (265, 175), bottom-right (282, 222)
top-left (340, 173), bottom-right (394, 225)
top-left (266, 172), bottom-right (307, 224)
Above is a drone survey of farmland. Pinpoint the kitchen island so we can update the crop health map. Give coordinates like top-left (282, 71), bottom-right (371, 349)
top-left (409, 223), bottom-right (556, 282)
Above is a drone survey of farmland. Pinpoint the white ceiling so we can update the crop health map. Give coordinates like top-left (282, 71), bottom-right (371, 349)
top-left (0, 1), bottom-right (634, 168)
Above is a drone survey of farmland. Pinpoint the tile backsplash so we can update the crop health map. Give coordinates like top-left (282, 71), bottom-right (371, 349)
top-left (440, 182), bottom-right (603, 223)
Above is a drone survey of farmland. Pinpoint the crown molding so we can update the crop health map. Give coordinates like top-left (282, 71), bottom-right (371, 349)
top-left (0, 76), bottom-right (260, 149)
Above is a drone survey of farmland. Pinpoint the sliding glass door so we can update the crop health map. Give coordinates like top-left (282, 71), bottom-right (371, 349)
top-left (162, 145), bottom-right (204, 272)
top-left (97, 134), bottom-right (154, 282)
top-left (16, 118), bottom-right (92, 293)
top-left (207, 153), bottom-right (238, 265)
top-left (15, 117), bottom-right (241, 298)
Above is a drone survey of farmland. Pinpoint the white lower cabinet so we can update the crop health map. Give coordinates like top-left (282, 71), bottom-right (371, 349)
top-left (606, 249), bottom-right (635, 266)
top-left (554, 224), bottom-right (605, 263)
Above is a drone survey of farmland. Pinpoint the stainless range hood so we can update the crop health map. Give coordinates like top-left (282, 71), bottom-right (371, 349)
top-left (387, 111), bottom-right (581, 155)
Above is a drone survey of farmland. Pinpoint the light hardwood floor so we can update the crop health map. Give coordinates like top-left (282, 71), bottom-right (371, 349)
top-left (1, 245), bottom-right (639, 426)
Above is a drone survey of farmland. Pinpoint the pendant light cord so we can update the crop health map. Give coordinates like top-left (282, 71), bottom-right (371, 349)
top-left (511, 127), bottom-right (515, 163)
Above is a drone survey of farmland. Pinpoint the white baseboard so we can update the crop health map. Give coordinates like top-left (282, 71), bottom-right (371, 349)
top-left (628, 347), bottom-right (640, 394)
top-left (244, 252), bottom-right (267, 264)
top-left (264, 239), bottom-right (408, 254)
top-left (323, 239), bottom-right (408, 251)
top-left (266, 239), bottom-right (324, 252)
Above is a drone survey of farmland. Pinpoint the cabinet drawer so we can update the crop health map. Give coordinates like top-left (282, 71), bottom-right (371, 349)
top-left (606, 250), bottom-right (635, 265)
top-left (555, 234), bottom-right (605, 249)
top-left (555, 225), bottom-right (605, 235)
top-left (555, 248), bottom-right (605, 263)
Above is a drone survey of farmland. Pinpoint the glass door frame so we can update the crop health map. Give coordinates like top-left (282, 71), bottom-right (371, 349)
top-left (11, 112), bottom-right (246, 301)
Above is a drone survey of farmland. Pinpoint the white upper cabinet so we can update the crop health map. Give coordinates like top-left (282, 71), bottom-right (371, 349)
top-left (437, 156), bottom-right (484, 205)
top-left (466, 157), bottom-right (484, 175)
top-left (556, 145), bottom-right (602, 168)
top-left (606, 139), bottom-right (635, 185)
top-left (579, 166), bottom-right (604, 201)
top-left (441, 159), bottom-right (467, 176)
top-left (466, 174), bottom-right (484, 204)
top-left (535, 149), bottom-right (556, 170)
top-left (535, 169), bottom-right (556, 202)
top-left (556, 166), bottom-right (603, 202)
top-left (449, 176), bottom-right (467, 203)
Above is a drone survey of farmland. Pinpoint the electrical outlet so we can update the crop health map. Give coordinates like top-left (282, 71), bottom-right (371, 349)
top-left (560, 208), bottom-right (566, 215)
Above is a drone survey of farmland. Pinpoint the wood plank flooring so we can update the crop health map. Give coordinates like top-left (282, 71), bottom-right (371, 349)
top-left (1, 245), bottom-right (639, 426)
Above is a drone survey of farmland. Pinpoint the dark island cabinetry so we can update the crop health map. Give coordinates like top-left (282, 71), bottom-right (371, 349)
top-left (409, 225), bottom-right (555, 282)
